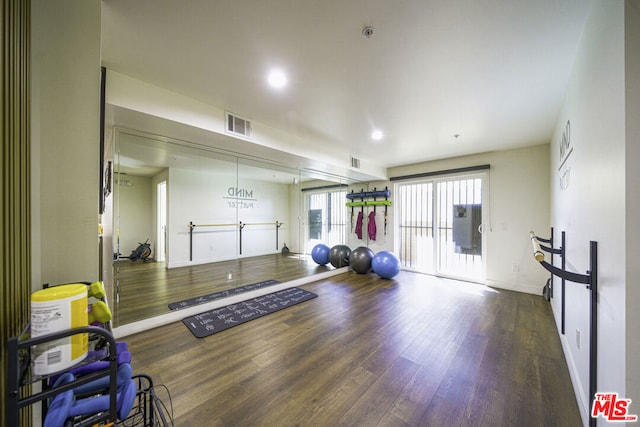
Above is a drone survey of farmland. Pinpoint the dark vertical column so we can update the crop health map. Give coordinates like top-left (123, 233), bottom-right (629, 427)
top-left (588, 241), bottom-right (598, 427)
top-left (189, 222), bottom-right (194, 261)
top-left (1, 1), bottom-right (33, 425)
top-left (550, 227), bottom-right (554, 298)
top-left (561, 231), bottom-right (566, 334)
top-left (98, 67), bottom-right (106, 280)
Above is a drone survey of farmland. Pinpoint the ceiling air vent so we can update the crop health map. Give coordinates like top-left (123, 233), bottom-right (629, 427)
top-left (351, 156), bottom-right (361, 169)
top-left (225, 112), bottom-right (252, 138)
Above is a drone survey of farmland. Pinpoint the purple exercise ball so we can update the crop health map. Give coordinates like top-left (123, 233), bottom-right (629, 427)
top-left (311, 243), bottom-right (331, 265)
top-left (372, 251), bottom-right (401, 279)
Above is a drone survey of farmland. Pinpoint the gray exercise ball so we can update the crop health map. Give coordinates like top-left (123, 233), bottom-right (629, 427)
top-left (350, 246), bottom-right (374, 274)
top-left (329, 245), bottom-right (351, 268)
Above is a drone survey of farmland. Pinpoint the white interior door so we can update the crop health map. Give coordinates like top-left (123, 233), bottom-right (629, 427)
top-left (157, 180), bottom-right (167, 262)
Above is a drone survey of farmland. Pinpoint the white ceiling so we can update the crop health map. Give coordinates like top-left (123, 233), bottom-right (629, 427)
top-left (101, 0), bottom-right (592, 172)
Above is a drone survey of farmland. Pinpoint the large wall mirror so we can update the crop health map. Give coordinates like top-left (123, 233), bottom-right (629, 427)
top-left (106, 104), bottom-right (366, 327)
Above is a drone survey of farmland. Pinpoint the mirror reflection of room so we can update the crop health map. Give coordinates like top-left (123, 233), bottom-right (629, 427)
top-left (111, 124), bottom-right (361, 326)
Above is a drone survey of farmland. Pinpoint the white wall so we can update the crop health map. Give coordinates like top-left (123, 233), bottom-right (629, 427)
top-left (30, 1), bottom-right (101, 424)
top-left (31, 0), bottom-right (101, 288)
top-left (168, 168), bottom-right (290, 268)
top-left (115, 174), bottom-right (154, 258)
top-left (114, 164), bottom-right (294, 267)
top-left (550, 1), bottom-right (636, 424)
top-left (388, 144), bottom-right (551, 294)
top-left (624, 0), bottom-right (640, 410)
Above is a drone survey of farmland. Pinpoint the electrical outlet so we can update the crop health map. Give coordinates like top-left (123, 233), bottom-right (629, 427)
top-left (576, 329), bottom-right (581, 349)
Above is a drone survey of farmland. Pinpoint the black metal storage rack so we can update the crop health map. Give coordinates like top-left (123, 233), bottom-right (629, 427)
top-left (6, 325), bottom-right (119, 426)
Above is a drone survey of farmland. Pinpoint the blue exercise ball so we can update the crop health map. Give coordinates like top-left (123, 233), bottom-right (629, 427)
top-left (311, 243), bottom-right (331, 265)
top-left (350, 246), bottom-right (375, 274)
top-left (372, 251), bottom-right (401, 279)
top-left (329, 245), bottom-right (351, 268)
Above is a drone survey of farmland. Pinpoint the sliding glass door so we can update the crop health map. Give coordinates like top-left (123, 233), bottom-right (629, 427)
top-left (304, 189), bottom-right (348, 253)
top-left (436, 176), bottom-right (484, 280)
top-left (397, 182), bottom-right (435, 273)
top-left (396, 173), bottom-right (486, 282)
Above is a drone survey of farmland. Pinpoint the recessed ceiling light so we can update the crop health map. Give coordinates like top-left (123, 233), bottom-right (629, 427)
top-left (267, 69), bottom-right (287, 89)
top-left (371, 130), bottom-right (384, 141)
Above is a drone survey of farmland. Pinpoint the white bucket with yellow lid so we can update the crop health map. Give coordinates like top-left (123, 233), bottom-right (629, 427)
top-left (31, 284), bottom-right (88, 375)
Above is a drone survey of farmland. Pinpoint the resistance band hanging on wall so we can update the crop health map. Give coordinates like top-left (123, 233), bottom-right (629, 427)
top-left (368, 210), bottom-right (376, 241)
top-left (355, 210), bottom-right (364, 239)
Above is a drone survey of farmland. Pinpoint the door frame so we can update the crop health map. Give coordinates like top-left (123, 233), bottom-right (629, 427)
top-left (394, 171), bottom-right (488, 283)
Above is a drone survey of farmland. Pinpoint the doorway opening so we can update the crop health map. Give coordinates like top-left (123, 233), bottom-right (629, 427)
top-left (304, 189), bottom-right (348, 253)
top-left (157, 180), bottom-right (167, 262)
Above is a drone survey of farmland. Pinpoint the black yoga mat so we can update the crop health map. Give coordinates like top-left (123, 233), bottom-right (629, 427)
top-left (182, 287), bottom-right (317, 338)
top-left (168, 279), bottom-right (281, 310)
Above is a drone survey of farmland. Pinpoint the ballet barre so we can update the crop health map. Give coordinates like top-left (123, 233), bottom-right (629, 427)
top-left (530, 231), bottom-right (594, 286)
top-left (188, 222), bottom-right (237, 228)
top-left (530, 229), bottom-right (598, 427)
top-left (188, 221), bottom-right (284, 260)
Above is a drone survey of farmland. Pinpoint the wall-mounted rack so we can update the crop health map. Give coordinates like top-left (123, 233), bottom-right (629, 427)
top-left (530, 229), bottom-right (598, 427)
top-left (532, 228), bottom-right (558, 304)
top-left (188, 220), bottom-right (284, 260)
top-left (345, 189), bottom-right (391, 200)
top-left (345, 200), bottom-right (392, 207)
top-left (345, 187), bottom-right (392, 236)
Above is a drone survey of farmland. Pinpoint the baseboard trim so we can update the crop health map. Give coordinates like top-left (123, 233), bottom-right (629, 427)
top-left (485, 278), bottom-right (542, 296)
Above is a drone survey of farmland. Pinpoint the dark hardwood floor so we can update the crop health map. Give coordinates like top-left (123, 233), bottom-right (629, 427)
top-left (114, 254), bottom-right (334, 326)
top-left (123, 270), bottom-right (583, 426)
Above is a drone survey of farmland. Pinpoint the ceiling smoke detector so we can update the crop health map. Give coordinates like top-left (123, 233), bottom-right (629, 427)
top-left (362, 26), bottom-right (374, 38)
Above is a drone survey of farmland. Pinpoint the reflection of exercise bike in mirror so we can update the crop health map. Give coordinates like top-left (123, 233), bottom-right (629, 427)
top-left (125, 239), bottom-right (152, 262)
